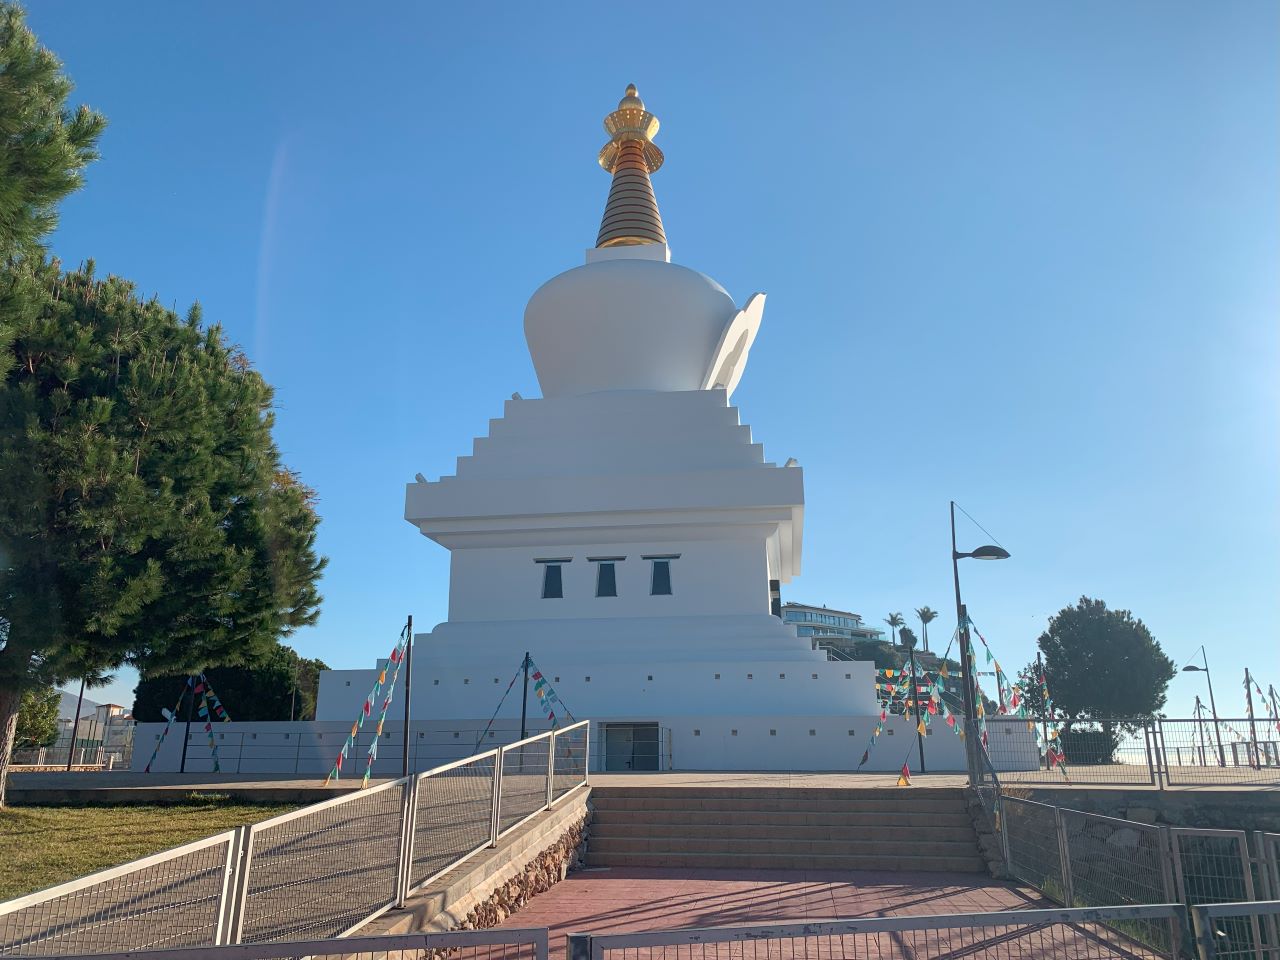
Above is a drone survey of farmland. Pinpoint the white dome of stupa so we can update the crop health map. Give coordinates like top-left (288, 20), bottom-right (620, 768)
top-left (523, 85), bottom-right (764, 400)
top-left (524, 257), bottom-right (737, 398)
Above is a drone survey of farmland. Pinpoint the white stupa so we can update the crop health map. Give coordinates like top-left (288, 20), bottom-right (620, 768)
top-left (317, 87), bottom-right (963, 771)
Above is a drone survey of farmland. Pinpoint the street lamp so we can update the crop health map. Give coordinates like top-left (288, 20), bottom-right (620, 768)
top-left (1183, 650), bottom-right (1225, 765)
top-left (950, 501), bottom-right (1010, 785)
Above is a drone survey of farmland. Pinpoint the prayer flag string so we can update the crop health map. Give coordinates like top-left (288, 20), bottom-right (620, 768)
top-left (362, 628), bottom-right (409, 787)
top-left (143, 676), bottom-right (193, 773)
top-left (325, 625), bottom-right (409, 786)
top-left (526, 657), bottom-right (575, 728)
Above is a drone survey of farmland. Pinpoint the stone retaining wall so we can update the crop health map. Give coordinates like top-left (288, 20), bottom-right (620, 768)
top-left (364, 787), bottom-right (591, 937)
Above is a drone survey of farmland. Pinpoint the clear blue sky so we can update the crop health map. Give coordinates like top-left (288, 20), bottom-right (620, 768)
top-left (29, 2), bottom-right (1279, 720)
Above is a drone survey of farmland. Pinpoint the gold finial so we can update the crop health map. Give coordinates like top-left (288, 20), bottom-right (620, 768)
top-left (598, 83), bottom-right (663, 175)
top-left (595, 84), bottom-right (667, 248)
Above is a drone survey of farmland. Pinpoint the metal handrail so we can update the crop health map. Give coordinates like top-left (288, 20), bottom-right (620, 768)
top-left (570, 904), bottom-right (1188, 960)
top-left (6, 926), bottom-right (551, 960)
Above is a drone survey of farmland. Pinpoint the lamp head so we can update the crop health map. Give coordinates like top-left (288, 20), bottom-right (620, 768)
top-left (967, 545), bottom-right (1010, 561)
top-left (1183, 665), bottom-right (1205, 673)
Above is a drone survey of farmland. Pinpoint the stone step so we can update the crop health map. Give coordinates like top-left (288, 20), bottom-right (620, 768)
top-left (585, 851), bottom-right (989, 874)
top-left (589, 796), bottom-right (968, 815)
top-left (589, 809), bottom-right (975, 829)
top-left (590, 822), bottom-right (978, 843)
top-left (589, 836), bottom-right (982, 857)
top-left (589, 787), bottom-right (967, 802)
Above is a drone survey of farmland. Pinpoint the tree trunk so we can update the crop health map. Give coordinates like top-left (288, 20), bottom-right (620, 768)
top-left (0, 685), bottom-right (23, 808)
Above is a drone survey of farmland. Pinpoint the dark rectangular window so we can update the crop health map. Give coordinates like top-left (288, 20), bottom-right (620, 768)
top-left (536, 558), bottom-right (570, 599)
top-left (643, 554), bottom-right (678, 596)
top-left (650, 559), bottom-right (672, 595)
top-left (596, 562), bottom-right (617, 597)
top-left (542, 564), bottom-right (562, 598)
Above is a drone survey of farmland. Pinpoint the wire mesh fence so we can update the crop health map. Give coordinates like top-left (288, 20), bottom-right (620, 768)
top-left (1192, 901), bottom-right (1280, 960)
top-left (1160, 720), bottom-right (1280, 786)
top-left (0, 830), bottom-right (236, 957)
top-left (407, 750), bottom-right (499, 889)
top-left (1060, 810), bottom-right (1175, 950)
top-left (0, 724), bottom-right (590, 957)
top-left (4, 927), bottom-right (550, 960)
top-left (1171, 829), bottom-right (1257, 908)
top-left (1003, 798), bottom-right (1066, 897)
top-left (986, 718), bottom-right (1158, 786)
top-left (1000, 792), bottom-right (1279, 956)
top-left (234, 778), bottom-right (408, 943)
top-left (499, 734), bottom-right (553, 837)
top-left (570, 906), bottom-right (1185, 960)
top-left (553, 722), bottom-right (589, 801)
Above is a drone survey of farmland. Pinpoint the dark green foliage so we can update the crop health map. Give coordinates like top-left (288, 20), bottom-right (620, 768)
top-left (0, 264), bottom-right (327, 787)
top-left (14, 686), bottom-right (58, 748)
top-left (1057, 725), bottom-right (1121, 765)
top-left (897, 626), bottom-right (918, 651)
top-left (1037, 597), bottom-right (1175, 722)
top-left (850, 640), bottom-right (904, 671)
top-left (133, 646), bottom-right (330, 723)
top-left (0, 4), bottom-right (105, 264)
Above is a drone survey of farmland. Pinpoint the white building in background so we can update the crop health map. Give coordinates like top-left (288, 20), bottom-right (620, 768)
top-left (310, 85), bottom-right (966, 773)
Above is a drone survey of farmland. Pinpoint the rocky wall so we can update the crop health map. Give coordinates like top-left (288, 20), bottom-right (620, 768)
top-left (454, 812), bottom-right (590, 929)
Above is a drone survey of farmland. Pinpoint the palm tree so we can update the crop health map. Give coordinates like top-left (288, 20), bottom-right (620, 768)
top-left (884, 612), bottom-right (905, 646)
top-left (915, 606), bottom-right (939, 653)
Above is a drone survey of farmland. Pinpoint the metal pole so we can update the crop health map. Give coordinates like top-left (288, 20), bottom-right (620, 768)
top-left (908, 644), bottom-right (926, 773)
top-left (402, 614), bottom-right (414, 778)
top-left (179, 676), bottom-right (195, 774)
top-left (1037, 651), bottom-right (1050, 769)
top-left (1245, 667), bottom-right (1260, 769)
top-left (520, 651), bottom-right (530, 741)
top-left (65, 677), bottom-right (86, 772)
top-left (950, 501), bottom-right (979, 785)
top-left (1202, 650), bottom-right (1226, 766)
top-left (1194, 696), bottom-right (1208, 766)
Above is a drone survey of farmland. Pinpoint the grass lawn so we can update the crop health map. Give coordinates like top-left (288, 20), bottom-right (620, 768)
top-left (0, 798), bottom-right (295, 901)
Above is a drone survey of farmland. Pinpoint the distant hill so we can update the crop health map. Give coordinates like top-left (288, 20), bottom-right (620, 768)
top-left (58, 690), bottom-right (100, 720)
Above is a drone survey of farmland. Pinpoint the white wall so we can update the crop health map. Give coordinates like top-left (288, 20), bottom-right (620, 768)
top-left (448, 536), bottom-right (770, 622)
top-left (317, 655), bottom-right (880, 722)
top-left (130, 716), bottom-right (992, 775)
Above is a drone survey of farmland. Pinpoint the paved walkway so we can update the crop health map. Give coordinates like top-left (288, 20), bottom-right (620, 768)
top-left (4, 770), bottom-right (389, 804)
top-left (496, 867), bottom-right (1050, 960)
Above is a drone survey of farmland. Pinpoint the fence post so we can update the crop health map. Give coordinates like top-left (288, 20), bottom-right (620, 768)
top-left (1145, 722), bottom-right (1163, 789)
top-left (545, 729), bottom-right (557, 809)
top-left (227, 825), bottom-right (256, 945)
top-left (395, 777), bottom-right (416, 907)
top-left (1157, 825), bottom-right (1179, 906)
top-left (1053, 806), bottom-right (1074, 907)
top-left (215, 825), bottom-right (248, 945)
top-left (1191, 905), bottom-right (1216, 960)
top-left (489, 746), bottom-right (504, 847)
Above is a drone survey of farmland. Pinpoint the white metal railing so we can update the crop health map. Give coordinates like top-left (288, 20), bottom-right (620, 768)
top-left (4, 927), bottom-right (550, 960)
top-left (0, 721), bottom-right (589, 956)
top-left (0, 830), bottom-right (239, 956)
top-left (568, 905), bottom-right (1188, 960)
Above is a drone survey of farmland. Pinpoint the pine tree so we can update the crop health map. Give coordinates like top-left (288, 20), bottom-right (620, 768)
top-left (0, 264), bottom-right (327, 802)
top-left (0, 3), bottom-right (105, 264)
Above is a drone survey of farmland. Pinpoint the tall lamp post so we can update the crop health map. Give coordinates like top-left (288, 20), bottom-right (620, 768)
top-left (950, 501), bottom-right (1010, 786)
top-left (1183, 648), bottom-right (1224, 766)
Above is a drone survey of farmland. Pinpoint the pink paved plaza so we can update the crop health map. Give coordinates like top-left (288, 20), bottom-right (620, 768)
top-left (497, 867), bottom-right (1055, 960)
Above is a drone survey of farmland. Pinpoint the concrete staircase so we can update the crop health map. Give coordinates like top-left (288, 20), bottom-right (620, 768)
top-left (587, 786), bottom-right (987, 873)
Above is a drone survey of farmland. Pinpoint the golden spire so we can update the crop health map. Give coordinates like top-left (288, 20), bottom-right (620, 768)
top-left (595, 84), bottom-right (667, 248)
